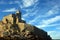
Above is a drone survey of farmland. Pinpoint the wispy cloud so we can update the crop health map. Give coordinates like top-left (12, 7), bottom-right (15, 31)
top-left (2, 8), bottom-right (17, 12)
top-left (23, 9), bottom-right (39, 18)
top-left (26, 5), bottom-right (60, 25)
top-left (8, 1), bottom-right (20, 4)
top-left (41, 16), bottom-right (60, 25)
top-left (22, 0), bottom-right (38, 7)
top-left (48, 31), bottom-right (60, 39)
top-left (48, 31), bottom-right (56, 35)
top-left (45, 5), bottom-right (59, 16)
top-left (0, 1), bottom-right (20, 4)
top-left (38, 5), bottom-right (60, 18)
top-left (36, 16), bottom-right (60, 28)
top-left (56, 27), bottom-right (60, 30)
top-left (28, 16), bottom-right (40, 24)
top-left (23, 13), bottom-right (29, 17)
top-left (45, 24), bottom-right (60, 27)
top-left (22, 2), bottom-right (39, 18)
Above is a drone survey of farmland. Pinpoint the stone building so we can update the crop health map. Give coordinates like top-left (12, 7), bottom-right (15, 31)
top-left (0, 10), bottom-right (52, 40)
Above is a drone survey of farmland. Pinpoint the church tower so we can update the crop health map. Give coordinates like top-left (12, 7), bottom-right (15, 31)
top-left (16, 10), bottom-right (26, 23)
top-left (16, 10), bottom-right (21, 23)
top-left (16, 10), bottom-right (21, 20)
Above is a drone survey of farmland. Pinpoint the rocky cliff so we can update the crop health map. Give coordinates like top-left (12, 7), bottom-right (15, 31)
top-left (0, 10), bottom-right (52, 40)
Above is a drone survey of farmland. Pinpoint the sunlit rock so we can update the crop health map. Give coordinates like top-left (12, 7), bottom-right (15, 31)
top-left (0, 10), bottom-right (52, 40)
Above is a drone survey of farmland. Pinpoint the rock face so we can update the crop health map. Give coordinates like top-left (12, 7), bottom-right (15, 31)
top-left (0, 10), bottom-right (52, 40)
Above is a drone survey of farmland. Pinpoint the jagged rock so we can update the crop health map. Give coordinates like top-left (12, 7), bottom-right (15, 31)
top-left (0, 10), bottom-right (52, 40)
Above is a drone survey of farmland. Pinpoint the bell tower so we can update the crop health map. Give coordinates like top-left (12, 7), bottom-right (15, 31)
top-left (16, 10), bottom-right (21, 23)
top-left (16, 10), bottom-right (21, 20)
top-left (16, 10), bottom-right (26, 23)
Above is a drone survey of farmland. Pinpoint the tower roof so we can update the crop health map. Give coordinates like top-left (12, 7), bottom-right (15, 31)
top-left (16, 10), bottom-right (20, 14)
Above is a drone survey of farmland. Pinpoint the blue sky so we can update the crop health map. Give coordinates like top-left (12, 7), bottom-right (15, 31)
top-left (0, 0), bottom-right (60, 39)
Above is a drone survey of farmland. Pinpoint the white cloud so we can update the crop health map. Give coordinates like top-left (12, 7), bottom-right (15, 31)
top-left (2, 8), bottom-right (17, 12)
top-left (42, 5), bottom-right (60, 17)
top-left (23, 9), bottom-right (39, 18)
top-left (21, 0), bottom-right (39, 19)
top-left (22, 18), bottom-right (25, 20)
top-left (56, 27), bottom-right (60, 30)
top-left (46, 23), bottom-right (60, 28)
top-left (22, 0), bottom-right (38, 7)
top-left (0, 1), bottom-right (20, 4)
top-left (28, 16), bottom-right (40, 24)
top-left (42, 16), bottom-right (60, 25)
top-left (30, 9), bottom-right (39, 16)
top-left (36, 16), bottom-right (60, 28)
top-left (22, 5), bottom-right (60, 29)
top-left (14, 1), bottom-right (20, 4)
top-left (46, 5), bottom-right (59, 15)
top-left (23, 13), bottom-right (30, 17)
top-left (48, 31), bottom-right (60, 39)
top-left (22, 3), bottom-right (39, 17)
top-left (48, 31), bottom-right (56, 35)
top-left (9, 1), bottom-right (20, 4)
